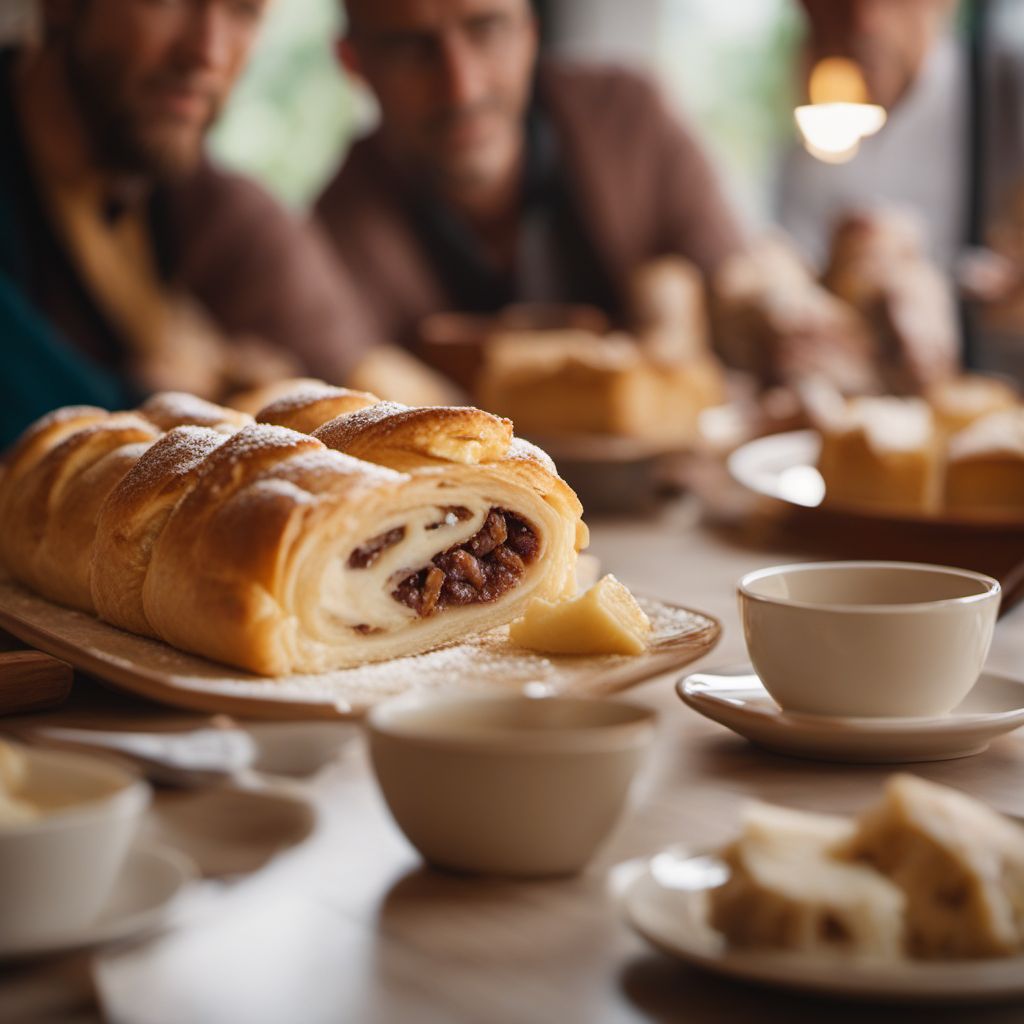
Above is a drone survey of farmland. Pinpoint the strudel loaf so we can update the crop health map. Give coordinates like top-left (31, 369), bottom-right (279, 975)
top-left (0, 387), bottom-right (587, 675)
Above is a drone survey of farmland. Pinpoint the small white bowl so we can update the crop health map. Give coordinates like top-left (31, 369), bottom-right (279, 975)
top-left (738, 561), bottom-right (1001, 718)
top-left (0, 744), bottom-right (151, 950)
top-left (367, 694), bottom-right (656, 877)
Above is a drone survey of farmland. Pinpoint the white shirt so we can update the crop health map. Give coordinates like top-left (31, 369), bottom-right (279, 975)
top-left (777, 35), bottom-right (969, 271)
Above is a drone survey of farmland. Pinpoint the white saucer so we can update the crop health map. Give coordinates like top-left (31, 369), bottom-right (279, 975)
top-left (0, 842), bottom-right (196, 960)
top-left (677, 664), bottom-right (1024, 762)
top-left (618, 845), bottom-right (1024, 1002)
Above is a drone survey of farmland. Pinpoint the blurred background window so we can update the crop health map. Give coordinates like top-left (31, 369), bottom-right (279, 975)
top-left (550, 0), bottom-right (802, 228)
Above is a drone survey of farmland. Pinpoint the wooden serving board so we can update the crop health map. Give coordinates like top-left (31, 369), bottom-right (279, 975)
top-left (0, 580), bottom-right (720, 721)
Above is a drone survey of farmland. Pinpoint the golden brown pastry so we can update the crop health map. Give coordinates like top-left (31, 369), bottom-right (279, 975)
top-left (141, 417), bottom-right (585, 674)
top-left (3, 396), bottom-right (587, 676)
top-left (138, 391), bottom-right (254, 433)
top-left (255, 383), bottom-right (380, 434)
top-left (476, 332), bottom-right (724, 443)
top-left (943, 408), bottom-right (1024, 517)
top-left (91, 426), bottom-right (234, 636)
top-left (0, 405), bottom-right (110, 496)
top-left (0, 394), bottom-right (256, 611)
top-left (809, 390), bottom-right (942, 514)
top-left (925, 375), bottom-right (1019, 436)
top-left (313, 402), bottom-right (515, 469)
top-left (0, 414), bottom-right (161, 609)
top-left (226, 377), bottom-right (328, 415)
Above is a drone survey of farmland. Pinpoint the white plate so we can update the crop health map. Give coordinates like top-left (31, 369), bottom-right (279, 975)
top-left (677, 664), bottom-right (1024, 762)
top-left (727, 429), bottom-right (1024, 528)
top-left (619, 845), bottom-right (1024, 1003)
top-left (0, 842), bottom-right (196, 960)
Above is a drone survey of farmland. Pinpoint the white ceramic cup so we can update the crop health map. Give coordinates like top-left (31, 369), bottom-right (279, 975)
top-left (368, 693), bottom-right (656, 877)
top-left (738, 561), bottom-right (1001, 718)
top-left (0, 745), bottom-right (151, 952)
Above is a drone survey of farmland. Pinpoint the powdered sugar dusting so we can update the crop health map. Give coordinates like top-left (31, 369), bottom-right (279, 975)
top-left (255, 386), bottom-right (380, 424)
top-left (507, 437), bottom-right (556, 473)
top-left (139, 392), bottom-right (253, 433)
top-left (110, 427), bottom-right (228, 505)
top-left (313, 402), bottom-right (411, 451)
top-left (271, 448), bottom-right (406, 487)
top-left (948, 408), bottom-right (1024, 461)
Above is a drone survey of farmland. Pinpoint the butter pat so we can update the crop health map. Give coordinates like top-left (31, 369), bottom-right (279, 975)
top-left (509, 574), bottom-right (651, 656)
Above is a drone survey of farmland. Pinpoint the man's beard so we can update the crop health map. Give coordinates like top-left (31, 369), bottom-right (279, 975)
top-left (63, 40), bottom-right (219, 183)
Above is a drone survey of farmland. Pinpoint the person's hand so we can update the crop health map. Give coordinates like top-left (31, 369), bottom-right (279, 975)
top-left (220, 336), bottom-right (305, 394)
top-left (876, 262), bottom-right (959, 393)
top-left (130, 298), bottom-right (227, 399)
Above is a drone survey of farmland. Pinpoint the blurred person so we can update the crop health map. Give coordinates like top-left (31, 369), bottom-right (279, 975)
top-left (778, 0), bottom-right (967, 270)
top-left (314, 0), bottom-right (745, 362)
top-left (780, 0), bottom-right (1024, 285)
top-left (0, 0), bottom-right (400, 447)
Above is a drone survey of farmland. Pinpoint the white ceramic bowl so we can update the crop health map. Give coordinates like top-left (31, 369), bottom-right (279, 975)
top-left (0, 744), bottom-right (151, 951)
top-left (738, 561), bottom-right (1001, 718)
top-left (367, 694), bottom-right (656, 877)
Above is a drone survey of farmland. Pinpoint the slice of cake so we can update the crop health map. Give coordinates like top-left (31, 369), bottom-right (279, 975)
top-left (943, 407), bottom-right (1024, 516)
top-left (810, 393), bottom-right (942, 514)
top-left (708, 802), bottom-right (906, 958)
top-left (926, 375), bottom-right (1019, 436)
top-left (477, 332), bottom-right (724, 443)
top-left (836, 775), bottom-right (1024, 958)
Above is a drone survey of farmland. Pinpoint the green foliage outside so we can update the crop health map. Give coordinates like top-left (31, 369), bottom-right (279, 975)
top-left (209, 0), bottom-right (364, 209)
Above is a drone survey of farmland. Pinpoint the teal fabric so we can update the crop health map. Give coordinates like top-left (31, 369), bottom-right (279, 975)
top-left (0, 272), bottom-right (128, 448)
top-left (0, 169), bottom-right (129, 449)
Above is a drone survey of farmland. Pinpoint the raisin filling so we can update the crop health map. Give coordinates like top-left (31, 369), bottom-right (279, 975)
top-left (392, 508), bottom-right (539, 617)
top-left (348, 526), bottom-right (407, 569)
top-left (426, 505), bottom-right (473, 530)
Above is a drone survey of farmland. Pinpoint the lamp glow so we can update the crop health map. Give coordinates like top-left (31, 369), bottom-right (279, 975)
top-left (795, 58), bottom-right (888, 165)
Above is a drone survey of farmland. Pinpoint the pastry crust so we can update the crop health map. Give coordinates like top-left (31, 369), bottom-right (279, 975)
top-left (225, 377), bottom-right (327, 415)
top-left (477, 333), bottom-right (724, 442)
top-left (138, 391), bottom-right (254, 433)
top-left (91, 426), bottom-right (234, 635)
top-left (255, 384), bottom-right (380, 433)
top-left (943, 408), bottom-right (1024, 515)
top-left (0, 414), bottom-right (161, 609)
top-left (314, 402), bottom-right (515, 469)
top-left (3, 395), bottom-right (587, 676)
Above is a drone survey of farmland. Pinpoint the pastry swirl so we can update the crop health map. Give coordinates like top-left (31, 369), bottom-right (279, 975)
top-left (1, 390), bottom-right (587, 675)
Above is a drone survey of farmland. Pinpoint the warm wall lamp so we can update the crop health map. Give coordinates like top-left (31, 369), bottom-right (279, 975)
top-left (794, 56), bottom-right (887, 164)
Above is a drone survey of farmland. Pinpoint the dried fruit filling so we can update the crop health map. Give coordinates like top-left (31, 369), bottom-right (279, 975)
top-left (390, 507), bottom-right (539, 616)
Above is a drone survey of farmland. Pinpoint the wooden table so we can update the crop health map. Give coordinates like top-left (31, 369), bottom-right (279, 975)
top-left (3, 497), bottom-right (1024, 1024)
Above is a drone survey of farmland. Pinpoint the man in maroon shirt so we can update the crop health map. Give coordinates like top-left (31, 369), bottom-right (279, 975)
top-left (315, 0), bottom-right (745, 355)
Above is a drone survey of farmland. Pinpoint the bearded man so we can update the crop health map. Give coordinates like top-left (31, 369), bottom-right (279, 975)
top-left (0, 0), bottom-right (379, 445)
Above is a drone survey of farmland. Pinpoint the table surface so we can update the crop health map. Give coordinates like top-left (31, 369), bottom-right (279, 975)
top-left (2, 497), bottom-right (1024, 1024)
